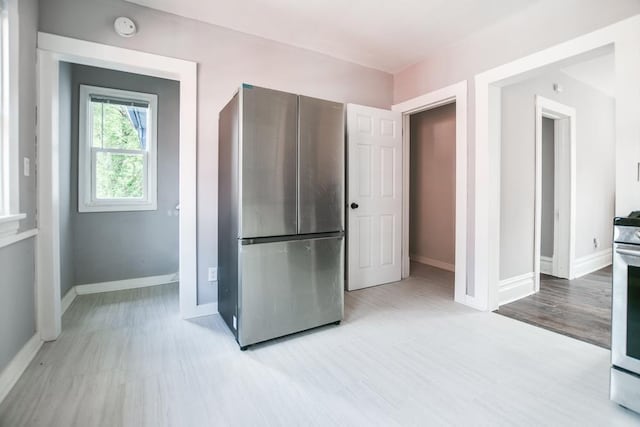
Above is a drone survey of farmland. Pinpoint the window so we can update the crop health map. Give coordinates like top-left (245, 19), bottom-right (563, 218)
top-left (78, 85), bottom-right (157, 212)
top-left (0, 0), bottom-right (25, 238)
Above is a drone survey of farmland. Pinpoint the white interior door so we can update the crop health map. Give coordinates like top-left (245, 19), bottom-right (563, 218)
top-left (347, 104), bottom-right (402, 291)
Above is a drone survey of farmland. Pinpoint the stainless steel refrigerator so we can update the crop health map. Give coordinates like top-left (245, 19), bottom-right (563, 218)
top-left (218, 84), bottom-right (345, 350)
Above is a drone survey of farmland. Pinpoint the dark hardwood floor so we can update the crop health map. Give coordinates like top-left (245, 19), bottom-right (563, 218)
top-left (496, 266), bottom-right (612, 348)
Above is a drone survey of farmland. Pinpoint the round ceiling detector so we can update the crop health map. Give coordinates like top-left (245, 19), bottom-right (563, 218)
top-left (114, 17), bottom-right (137, 38)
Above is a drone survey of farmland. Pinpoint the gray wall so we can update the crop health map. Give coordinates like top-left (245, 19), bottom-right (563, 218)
top-left (59, 62), bottom-right (74, 297)
top-left (38, 0), bottom-right (394, 304)
top-left (0, 240), bottom-right (36, 372)
top-left (68, 64), bottom-right (179, 285)
top-left (500, 71), bottom-right (615, 280)
top-left (0, 0), bottom-right (38, 373)
top-left (394, 0), bottom-right (640, 295)
top-left (409, 103), bottom-right (456, 268)
top-left (540, 117), bottom-right (555, 258)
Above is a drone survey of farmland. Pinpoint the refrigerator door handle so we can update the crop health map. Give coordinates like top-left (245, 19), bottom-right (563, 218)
top-left (241, 231), bottom-right (344, 245)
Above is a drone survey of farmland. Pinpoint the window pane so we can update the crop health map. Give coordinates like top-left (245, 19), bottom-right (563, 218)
top-left (95, 151), bottom-right (144, 199)
top-left (90, 101), bottom-right (148, 150)
top-left (91, 102), bottom-right (104, 147)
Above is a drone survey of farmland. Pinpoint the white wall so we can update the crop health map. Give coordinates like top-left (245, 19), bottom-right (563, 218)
top-left (499, 71), bottom-right (615, 281)
top-left (409, 103), bottom-right (456, 269)
top-left (38, 0), bottom-right (393, 305)
top-left (393, 0), bottom-right (640, 295)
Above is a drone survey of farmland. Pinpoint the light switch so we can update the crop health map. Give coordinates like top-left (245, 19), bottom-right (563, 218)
top-left (23, 157), bottom-right (30, 177)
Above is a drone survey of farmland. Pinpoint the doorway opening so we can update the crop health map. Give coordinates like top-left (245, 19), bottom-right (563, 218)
top-left (535, 96), bottom-right (576, 288)
top-left (494, 47), bottom-right (616, 348)
top-left (346, 81), bottom-right (471, 308)
top-left (37, 33), bottom-right (200, 342)
top-left (408, 103), bottom-right (456, 296)
top-left (393, 81), bottom-right (471, 307)
top-left (57, 61), bottom-right (181, 319)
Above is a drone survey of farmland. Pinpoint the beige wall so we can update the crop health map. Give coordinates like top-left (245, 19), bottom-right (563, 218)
top-left (39, 0), bottom-right (394, 305)
top-left (394, 0), bottom-right (640, 103)
top-left (409, 103), bottom-right (456, 269)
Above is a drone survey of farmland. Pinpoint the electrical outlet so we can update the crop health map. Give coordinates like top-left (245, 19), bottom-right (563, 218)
top-left (593, 237), bottom-right (600, 249)
top-left (208, 267), bottom-right (217, 282)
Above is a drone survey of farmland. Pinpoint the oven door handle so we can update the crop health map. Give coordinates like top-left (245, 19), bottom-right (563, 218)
top-left (615, 246), bottom-right (640, 257)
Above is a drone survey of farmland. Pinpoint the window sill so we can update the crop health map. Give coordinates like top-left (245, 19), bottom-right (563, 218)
top-left (0, 228), bottom-right (37, 250)
top-left (0, 213), bottom-right (26, 238)
top-left (78, 203), bottom-right (157, 213)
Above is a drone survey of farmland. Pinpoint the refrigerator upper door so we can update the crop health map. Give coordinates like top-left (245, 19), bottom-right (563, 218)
top-left (298, 96), bottom-right (345, 234)
top-left (241, 85), bottom-right (298, 238)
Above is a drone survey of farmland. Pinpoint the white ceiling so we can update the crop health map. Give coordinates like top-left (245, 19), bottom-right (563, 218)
top-left (561, 53), bottom-right (615, 97)
top-left (125, 0), bottom-right (539, 73)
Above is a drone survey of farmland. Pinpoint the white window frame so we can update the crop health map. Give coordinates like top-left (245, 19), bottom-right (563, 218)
top-left (0, 0), bottom-right (25, 238)
top-left (78, 85), bottom-right (158, 212)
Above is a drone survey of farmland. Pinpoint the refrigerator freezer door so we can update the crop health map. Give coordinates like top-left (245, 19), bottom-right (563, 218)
top-left (298, 96), bottom-right (345, 234)
top-left (239, 236), bottom-right (344, 347)
top-left (241, 86), bottom-right (298, 238)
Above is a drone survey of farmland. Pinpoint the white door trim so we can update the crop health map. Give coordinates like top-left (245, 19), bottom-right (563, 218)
top-left (474, 14), bottom-right (640, 311)
top-left (534, 96), bottom-right (576, 290)
top-left (392, 80), bottom-right (471, 308)
top-left (36, 33), bottom-right (205, 341)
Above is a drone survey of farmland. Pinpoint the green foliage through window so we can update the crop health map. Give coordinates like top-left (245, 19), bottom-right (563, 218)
top-left (95, 152), bottom-right (144, 199)
top-left (91, 101), bottom-right (148, 199)
top-left (92, 102), bottom-right (146, 150)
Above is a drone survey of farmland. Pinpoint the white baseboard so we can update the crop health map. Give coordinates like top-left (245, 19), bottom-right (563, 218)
top-left (540, 256), bottom-right (553, 275)
top-left (61, 286), bottom-right (77, 315)
top-left (573, 249), bottom-right (612, 279)
top-left (458, 294), bottom-right (489, 311)
top-left (0, 333), bottom-right (42, 405)
top-left (75, 272), bottom-right (179, 295)
top-left (410, 254), bottom-right (455, 272)
top-left (499, 272), bottom-right (535, 306)
top-left (182, 302), bottom-right (217, 319)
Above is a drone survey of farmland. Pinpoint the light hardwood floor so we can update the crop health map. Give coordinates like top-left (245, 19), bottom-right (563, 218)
top-left (1, 268), bottom-right (638, 426)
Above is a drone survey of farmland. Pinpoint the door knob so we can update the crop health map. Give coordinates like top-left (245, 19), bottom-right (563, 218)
top-left (350, 202), bottom-right (359, 209)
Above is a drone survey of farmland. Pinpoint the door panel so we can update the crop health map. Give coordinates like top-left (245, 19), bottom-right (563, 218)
top-left (298, 96), bottom-right (345, 234)
top-left (358, 216), bottom-right (372, 268)
top-left (241, 85), bottom-right (298, 238)
top-left (347, 104), bottom-right (402, 290)
top-left (239, 237), bottom-right (344, 346)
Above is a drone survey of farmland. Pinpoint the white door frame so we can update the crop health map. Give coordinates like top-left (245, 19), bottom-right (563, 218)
top-left (534, 96), bottom-right (576, 290)
top-left (392, 81), bottom-right (474, 308)
top-left (474, 15), bottom-right (640, 311)
top-left (36, 33), bottom-right (208, 341)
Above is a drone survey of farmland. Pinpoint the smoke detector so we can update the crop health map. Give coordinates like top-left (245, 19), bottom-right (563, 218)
top-left (114, 17), bottom-right (137, 38)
